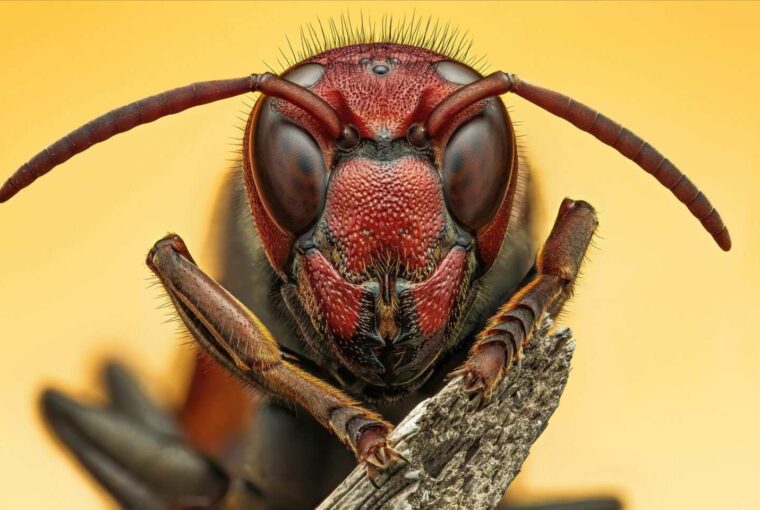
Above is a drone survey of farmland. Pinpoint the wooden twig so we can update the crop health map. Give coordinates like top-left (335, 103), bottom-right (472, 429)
top-left (319, 316), bottom-right (575, 510)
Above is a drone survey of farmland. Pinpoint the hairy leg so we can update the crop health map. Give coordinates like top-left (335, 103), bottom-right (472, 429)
top-left (147, 234), bottom-right (396, 469)
top-left (456, 198), bottom-right (598, 397)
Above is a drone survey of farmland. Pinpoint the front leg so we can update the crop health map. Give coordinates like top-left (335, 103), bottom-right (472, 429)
top-left (147, 234), bottom-right (396, 469)
top-left (457, 198), bottom-right (598, 398)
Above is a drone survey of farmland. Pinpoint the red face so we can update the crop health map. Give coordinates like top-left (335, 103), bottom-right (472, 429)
top-left (242, 44), bottom-right (518, 393)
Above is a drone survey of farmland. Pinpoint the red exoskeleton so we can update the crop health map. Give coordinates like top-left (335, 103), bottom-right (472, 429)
top-left (3, 26), bottom-right (730, 510)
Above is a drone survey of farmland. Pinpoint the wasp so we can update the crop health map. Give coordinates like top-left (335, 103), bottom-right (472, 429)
top-left (2, 19), bottom-right (729, 510)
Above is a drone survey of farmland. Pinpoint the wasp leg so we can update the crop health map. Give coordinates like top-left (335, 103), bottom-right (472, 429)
top-left (40, 365), bottom-right (229, 509)
top-left (456, 198), bottom-right (598, 398)
top-left (147, 234), bottom-right (396, 470)
top-left (103, 361), bottom-right (181, 439)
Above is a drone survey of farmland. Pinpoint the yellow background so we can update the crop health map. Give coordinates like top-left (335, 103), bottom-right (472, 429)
top-left (0, 2), bottom-right (757, 508)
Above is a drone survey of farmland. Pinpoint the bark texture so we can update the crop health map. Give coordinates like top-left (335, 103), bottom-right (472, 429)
top-left (319, 317), bottom-right (575, 510)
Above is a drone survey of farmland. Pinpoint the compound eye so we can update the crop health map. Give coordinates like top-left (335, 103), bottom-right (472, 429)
top-left (252, 104), bottom-right (326, 235)
top-left (441, 102), bottom-right (513, 231)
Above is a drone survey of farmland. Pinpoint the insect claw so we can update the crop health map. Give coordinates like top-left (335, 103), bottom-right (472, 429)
top-left (376, 445), bottom-right (388, 465)
top-left (449, 375), bottom-right (464, 385)
top-left (395, 449), bottom-right (411, 465)
top-left (468, 390), bottom-right (483, 410)
top-left (363, 460), bottom-right (382, 487)
top-left (447, 366), bottom-right (468, 381)
top-left (364, 451), bottom-right (386, 468)
top-left (463, 375), bottom-right (485, 394)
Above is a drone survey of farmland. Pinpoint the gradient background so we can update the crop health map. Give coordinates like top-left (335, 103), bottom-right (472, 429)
top-left (0, 2), bottom-right (757, 509)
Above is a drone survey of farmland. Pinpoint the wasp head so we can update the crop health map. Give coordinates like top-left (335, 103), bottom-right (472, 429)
top-left (244, 44), bottom-right (517, 395)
